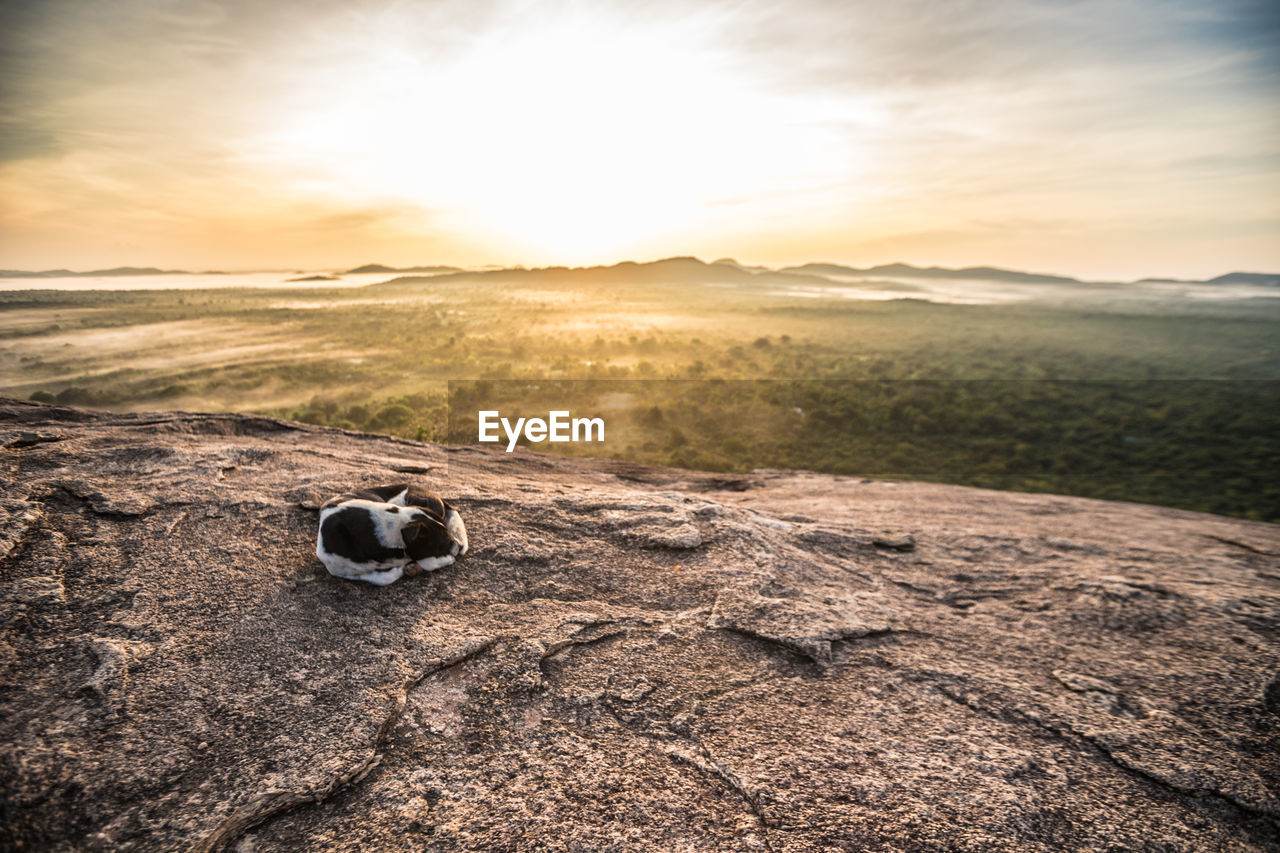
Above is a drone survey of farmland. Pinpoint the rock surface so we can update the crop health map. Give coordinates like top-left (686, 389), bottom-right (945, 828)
top-left (1, 398), bottom-right (1278, 852)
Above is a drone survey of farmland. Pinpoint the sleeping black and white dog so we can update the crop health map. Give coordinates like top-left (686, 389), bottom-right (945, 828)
top-left (316, 483), bottom-right (469, 586)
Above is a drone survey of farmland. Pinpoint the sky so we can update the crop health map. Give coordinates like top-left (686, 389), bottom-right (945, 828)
top-left (1, 0), bottom-right (1277, 280)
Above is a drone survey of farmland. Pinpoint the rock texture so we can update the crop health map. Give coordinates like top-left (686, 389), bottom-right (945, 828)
top-left (1, 398), bottom-right (1278, 852)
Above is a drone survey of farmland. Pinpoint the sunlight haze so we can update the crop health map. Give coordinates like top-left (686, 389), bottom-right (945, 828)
top-left (1, 0), bottom-right (1277, 279)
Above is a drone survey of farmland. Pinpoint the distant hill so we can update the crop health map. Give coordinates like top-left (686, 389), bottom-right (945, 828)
top-left (3, 259), bottom-right (1274, 287)
top-left (781, 262), bottom-right (1080, 285)
top-left (286, 274), bottom-right (341, 282)
top-left (1135, 272), bottom-right (1280, 286)
top-left (0, 269), bottom-right (75, 278)
top-left (343, 263), bottom-right (462, 275)
top-left (382, 256), bottom-right (839, 289)
top-left (0, 266), bottom-right (192, 278)
top-left (1205, 272), bottom-right (1280, 286)
top-left (387, 256), bottom-right (745, 285)
top-left (711, 257), bottom-right (772, 273)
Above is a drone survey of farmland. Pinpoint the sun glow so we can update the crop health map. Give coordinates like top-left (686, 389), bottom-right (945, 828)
top-left (250, 10), bottom-right (854, 262)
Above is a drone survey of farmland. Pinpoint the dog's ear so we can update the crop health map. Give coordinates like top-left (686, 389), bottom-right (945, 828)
top-left (403, 516), bottom-right (452, 560)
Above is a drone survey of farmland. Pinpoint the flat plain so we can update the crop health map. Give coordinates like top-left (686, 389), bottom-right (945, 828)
top-left (2, 259), bottom-right (1277, 520)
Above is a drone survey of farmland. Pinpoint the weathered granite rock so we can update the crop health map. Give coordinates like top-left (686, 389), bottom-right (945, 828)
top-left (1, 398), bottom-right (1277, 852)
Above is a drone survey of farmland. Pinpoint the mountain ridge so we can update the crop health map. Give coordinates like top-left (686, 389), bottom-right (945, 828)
top-left (781, 261), bottom-right (1082, 285)
top-left (3, 258), bottom-right (1275, 285)
top-left (0, 266), bottom-right (217, 278)
top-left (342, 263), bottom-right (462, 275)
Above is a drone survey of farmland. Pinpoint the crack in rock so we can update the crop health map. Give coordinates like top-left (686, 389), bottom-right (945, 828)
top-left (0, 497), bottom-right (43, 563)
top-left (1051, 669), bottom-right (1149, 720)
top-left (1205, 535), bottom-right (1280, 558)
top-left (194, 638), bottom-right (497, 853)
top-left (664, 744), bottom-right (777, 852)
top-left (872, 534), bottom-right (917, 552)
top-left (3, 431), bottom-right (67, 449)
top-left (926, 671), bottom-right (1280, 822)
top-left (708, 582), bottom-right (906, 666)
top-left (56, 480), bottom-right (157, 517)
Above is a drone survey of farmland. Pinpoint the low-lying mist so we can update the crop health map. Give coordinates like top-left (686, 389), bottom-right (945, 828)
top-left (2, 264), bottom-right (1277, 520)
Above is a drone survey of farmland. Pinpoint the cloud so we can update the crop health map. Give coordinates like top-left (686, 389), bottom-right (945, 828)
top-left (0, 0), bottom-right (1276, 275)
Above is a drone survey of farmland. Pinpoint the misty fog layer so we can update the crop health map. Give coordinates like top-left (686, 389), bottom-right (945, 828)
top-left (3, 261), bottom-right (1277, 521)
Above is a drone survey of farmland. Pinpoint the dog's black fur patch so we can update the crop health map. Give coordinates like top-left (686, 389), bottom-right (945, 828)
top-left (402, 515), bottom-right (457, 561)
top-left (355, 483), bottom-right (451, 524)
top-left (318, 505), bottom-right (405, 563)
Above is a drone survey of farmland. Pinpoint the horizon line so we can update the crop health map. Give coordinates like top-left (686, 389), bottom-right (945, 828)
top-left (3, 255), bottom-right (1277, 285)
